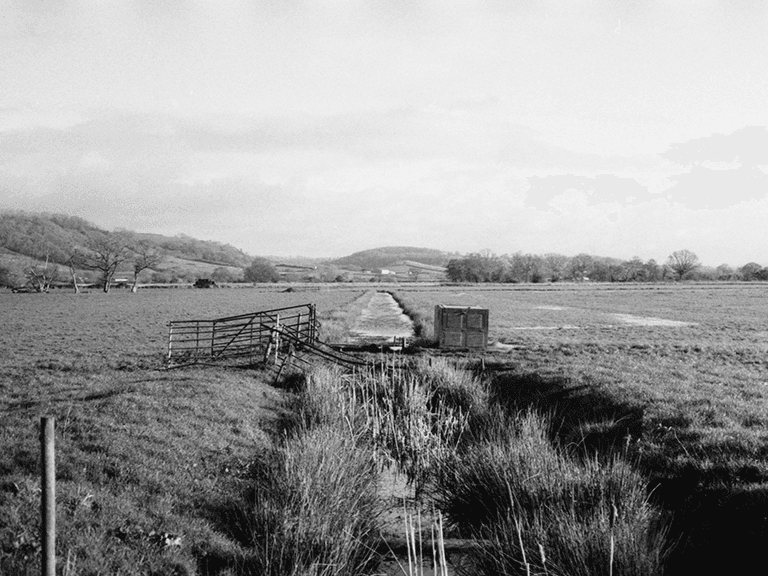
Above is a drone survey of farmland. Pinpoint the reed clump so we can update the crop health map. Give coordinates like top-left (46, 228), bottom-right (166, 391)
top-left (247, 425), bottom-right (380, 576)
top-left (348, 356), bottom-right (481, 489)
top-left (293, 364), bottom-right (358, 432)
top-left (259, 357), bottom-right (669, 575)
top-left (432, 410), bottom-right (668, 576)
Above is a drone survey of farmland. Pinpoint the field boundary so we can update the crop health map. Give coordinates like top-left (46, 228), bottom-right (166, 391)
top-left (166, 304), bottom-right (319, 367)
top-left (166, 303), bottom-right (368, 371)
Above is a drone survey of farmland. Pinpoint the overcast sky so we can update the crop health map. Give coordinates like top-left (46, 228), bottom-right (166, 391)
top-left (1, 1), bottom-right (767, 265)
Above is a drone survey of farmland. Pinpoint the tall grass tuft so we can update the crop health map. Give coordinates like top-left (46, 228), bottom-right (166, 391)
top-left (433, 410), bottom-right (668, 576)
top-left (268, 360), bottom-right (668, 575)
top-left (413, 356), bottom-right (487, 417)
top-left (294, 364), bottom-right (358, 432)
top-left (350, 359), bottom-right (474, 491)
top-left (247, 425), bottom-right (380, 576)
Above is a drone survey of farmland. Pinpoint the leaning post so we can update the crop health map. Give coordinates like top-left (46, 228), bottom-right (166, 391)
top-left (40, 416), bottom-right (55, 576)
top-left (274, 314), bottom-right (280, 364)
top-left (309, 304), bottom-right (317, 343)
top-left (166, 322), bottom-right (174, 365)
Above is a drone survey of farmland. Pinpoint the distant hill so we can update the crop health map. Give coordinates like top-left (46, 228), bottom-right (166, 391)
top-left (330, 246), bottom-right (457, 271)
top-left (131, 232), bottom-right (251, 268)
top-left (0, 211), bottom-right (255, 286)
top-left (0, 211), bottom-right (252, 269)
top-left (0, 212), bottom-right (102, 264)
top-left (0, 212), bottom-right (460, 287)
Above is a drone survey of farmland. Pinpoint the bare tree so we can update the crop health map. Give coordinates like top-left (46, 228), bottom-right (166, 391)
top-left (243, 258), bottom-right (280, 283)
top-left (507, 252), bottom-right (542, 283)
top-left (66, 253), bottom-right (81, 293)
top-left (569, 253), bottom-right (594, 281)
top-left (129, 240), bottom-right (162, 292)
top-left (25, 255), bottom-right (59, 292)
top-left (59, 242), bottom-right (88, 294)
top-left (644, 259), bottom-right (662, 282)
top-left (81, 232), bottom-right (131, 293)
top-left (622, 257), bottom-right (645, 281)
top-left (543, 253), bottom-right (569, 282)
top-left (716, 263), bottom-right (735, 280)
top-left (667, 249), bottom-right (700, 280)
top-left (14, 229), bottom-right (61, 292)
top-left (739, 262), bottom-right (764, 281)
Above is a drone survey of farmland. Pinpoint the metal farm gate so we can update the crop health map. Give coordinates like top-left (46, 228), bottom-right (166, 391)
top-left (166, 304), bottom-right (319, 367)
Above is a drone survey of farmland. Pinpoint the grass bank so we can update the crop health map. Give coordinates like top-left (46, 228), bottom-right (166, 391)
top-left (390, 285), bottom-right (768, 572)
top-left (273, 356), bottom-right (668, 575)
top-left (0, 364), bottom-right (289, 575)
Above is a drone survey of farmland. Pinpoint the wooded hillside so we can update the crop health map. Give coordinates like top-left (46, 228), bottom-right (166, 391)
top-left (330, 246), bottom-right (457, 270)
top-left (0, 211), bottom-right (252, 268)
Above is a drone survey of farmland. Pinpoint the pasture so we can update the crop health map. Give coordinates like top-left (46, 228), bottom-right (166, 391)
top-left (393, 283), bottom-right (768, 463)
top-left (394, 283), bottom-right (768, 573)
top-left (1, 282), bottom-right (767, 574)
top-left (0, 286), bottom-right (365, 575)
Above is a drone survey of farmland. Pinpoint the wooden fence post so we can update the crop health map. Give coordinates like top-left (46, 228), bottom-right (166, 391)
top-left (309, 304), bottom-right (316, 343)
top-left (274, 314), bottom-right (280, 364)
top-left (40, 416), bottom-right (55, 576)
top-left (166, 322), bottom-right (174, 364)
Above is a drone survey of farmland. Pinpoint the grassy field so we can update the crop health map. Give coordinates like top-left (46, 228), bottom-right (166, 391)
top-left (394, 282), bottom-right (768, 573)
top-left (392, 284), bottom-right (768, 466)
top-left (3, 282), bottom-right (768, 574)
top-left (0, 286), bottom-right (365, 575)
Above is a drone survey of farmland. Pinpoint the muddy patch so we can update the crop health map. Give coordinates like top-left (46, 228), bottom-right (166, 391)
top-left (613, 313), bottom-right (694, 327)
top-left (510, 325), bottom-right (581, 330)
top-left (348, 291), bottom-right (415, 345)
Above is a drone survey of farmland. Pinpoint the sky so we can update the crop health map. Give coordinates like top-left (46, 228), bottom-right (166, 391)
top-left (1, 1), bottom-right (767, 266)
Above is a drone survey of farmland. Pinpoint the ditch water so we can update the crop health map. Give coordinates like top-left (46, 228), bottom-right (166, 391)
top-left (348, 291), bottom-right (415, 345)
top-left (346, 292), bottom-right (465, 574)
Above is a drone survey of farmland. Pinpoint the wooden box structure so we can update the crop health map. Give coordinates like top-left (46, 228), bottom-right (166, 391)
top-left (434, 305), bottom-right (489, 350)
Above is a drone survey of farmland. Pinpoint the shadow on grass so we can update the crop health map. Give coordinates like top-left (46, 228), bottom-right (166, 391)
top-left (0, 449), bottom-right (38, 477)
top-left (483, 364), bottom-right (768, 576)
top-left (657, 482), bottom-right (768, 575)
top-left (486, 370), bottom-right (645, 459)
top-left (193, 492), bottom-right (261, 576)
top-left (189, 372), bottom-right (305, 575)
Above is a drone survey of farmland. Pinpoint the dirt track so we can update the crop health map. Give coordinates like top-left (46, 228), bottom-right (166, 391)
top-left (348, 291), bottom-right (414, 344)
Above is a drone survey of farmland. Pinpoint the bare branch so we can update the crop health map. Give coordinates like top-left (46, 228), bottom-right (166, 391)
top-left (81, 232), bottom-right (131, 293)
top-left (667, 249), bottom-right (700, 280)
top-left (128, 240), bottom-right (162, 292)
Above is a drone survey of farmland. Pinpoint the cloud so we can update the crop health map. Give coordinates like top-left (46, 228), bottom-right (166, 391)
top-left (664, 165), bottom-right (768, 210)
top-left (662, 126), bottom-right (768, 209)
top-left (662, 126), bottom-right (768, 166)
top-left (0, 107), bottom-right (85, 133)
top-left (524, 174), bottom-right (649, 211)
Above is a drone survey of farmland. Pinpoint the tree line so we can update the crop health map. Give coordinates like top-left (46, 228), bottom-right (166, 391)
top-left (0, 211), bottom-right (254, 292)
top-left (445, 249), bottom-right (768, 283)
top-left (0, 211), bottom-right (295, 291)
top-left (0, 228), bottom-right (164, 293)
top-left (0, 212), bottom-right (250, 269)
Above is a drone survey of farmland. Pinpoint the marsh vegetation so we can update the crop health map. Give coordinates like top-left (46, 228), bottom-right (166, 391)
top-left (1, 283), bottom-right (766, 574)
